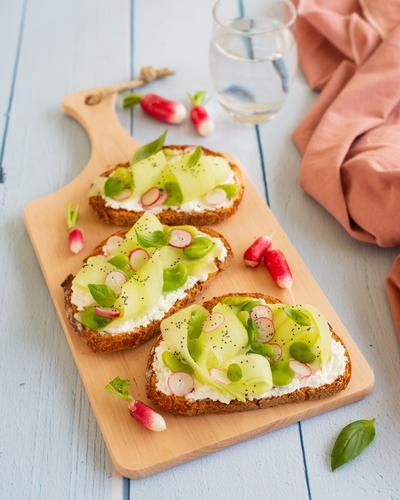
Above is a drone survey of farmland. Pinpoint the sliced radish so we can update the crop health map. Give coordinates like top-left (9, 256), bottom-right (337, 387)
top-left (202, 313), bottom-right (225, 333)
top-left (289, 360), bottom-right (312, 378)
top-left (129, 248), bottom-right (150, 272)
top-left (209, 368), bottom-right (232, 386)
top-left (149, 189), bottom-right (168, 208)
top-left (250, 304), bottom-right (273, 321)
top-left (254, 317), bottom-right (275, 343)
top-left (113, 188), bottom-right (132, 201)
top-left (95, 254), bottom-right (107, 261)
top-left (205, 188), bottom-right (227, 206)
top-left (168, 228), bottom-right (193, 249)
top-left (167, 372), bottom-right (194, 397)
top-left (269, 344), bottom-right (282, 362)
top-left (141, 187), bottom-right (161, 207)
top-left (104, 270), bottom-right (127, 295)
top-left (106, 235), bottom-right (124, 255)
top-left (94, 306), bottom-right (120, 318)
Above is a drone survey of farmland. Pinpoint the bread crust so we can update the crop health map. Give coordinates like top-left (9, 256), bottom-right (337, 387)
top-left (61, 227), bottom-right (233, 354)
top-left (145, 293), bottom-right (352, 415)
top-left (88, 145), bottom-right (244, 226)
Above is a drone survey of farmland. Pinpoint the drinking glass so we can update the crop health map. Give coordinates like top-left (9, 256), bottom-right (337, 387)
top-left (209, 0), bottom-right (297, 125)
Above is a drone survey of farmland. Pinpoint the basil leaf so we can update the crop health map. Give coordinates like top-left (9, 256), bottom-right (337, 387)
top-left (104, 177), bottom-right (125, 198)
top-left (284, 307), bottom-right (311, 326)
top-left (188, 310), bottom-right (206, 340)
top-left (331, 419), bottom-right (376, 471)
top-left (135, 229), bottom-right (171, 248)
top-left (131, 129), bottom-right (168, 165)
top-left (87, 284), bottom-right (117, 307)
top-left (187, 146), bottom-right (202, 167)
top-left (227, 363), bottom-right (242, 382)
top-left (82, 311), bottom-right (113, 330)
top-left (221, 296), bottom-right (253, 307)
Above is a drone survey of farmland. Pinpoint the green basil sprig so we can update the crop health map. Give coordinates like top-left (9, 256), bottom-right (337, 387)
top-left (131, 129), bottom-right (168, 165)
top-left (284, 307), bottom-right (311, 326)
top-left (104, 177), bottom-right (125, 198)
top-left (88, 284), bottom-right (117, 307)
top-left (227, 363), bottom-right (242, 383)
top-left (135, 229), bottom-right (171, 248)
top-left (187, 146), bottom-right (202, 167)
top-left (331, 419), bottom-right (376, 471)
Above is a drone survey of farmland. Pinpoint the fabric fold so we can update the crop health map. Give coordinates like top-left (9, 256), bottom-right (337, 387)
top-left (293, 0), bottom-right (400, 340)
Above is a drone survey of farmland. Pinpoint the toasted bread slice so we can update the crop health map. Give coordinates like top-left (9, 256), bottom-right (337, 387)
top-left (61, 227), bottom-right (233, 354)
top-left (89, 145), bottom-right (244, 226)
top-left (145, 293), bottom-right (351, 415)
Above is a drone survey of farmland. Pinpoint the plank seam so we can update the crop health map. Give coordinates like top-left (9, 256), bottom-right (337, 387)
top-left (0, 0), bottom-right (28, 184)
top-left (130, 0), bottom-right (135, 139)
top-left (299, 422), bottom-right (312, 500)
top-left (255, 125), bottom-right (270, 206)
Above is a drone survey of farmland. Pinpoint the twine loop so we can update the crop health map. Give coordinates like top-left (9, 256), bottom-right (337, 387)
top-left (85, 66), bottom-right (175, 105)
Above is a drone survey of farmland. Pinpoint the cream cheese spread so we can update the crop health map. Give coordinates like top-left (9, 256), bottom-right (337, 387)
top-left (71, 234), bottom-right (227, 333)
top-left (101, 165), bottom-right (237, 213)
top-left (103, 274), bottom-right (208, 335)
top-left (153, 337), bottom-right (347, 404)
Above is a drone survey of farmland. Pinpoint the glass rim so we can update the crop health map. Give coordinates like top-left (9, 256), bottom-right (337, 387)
top-left (212, 0), bottom-right (297, 36)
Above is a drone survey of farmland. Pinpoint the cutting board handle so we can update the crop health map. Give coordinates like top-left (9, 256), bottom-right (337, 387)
top-left (62, 87), bottom-right (141, 175)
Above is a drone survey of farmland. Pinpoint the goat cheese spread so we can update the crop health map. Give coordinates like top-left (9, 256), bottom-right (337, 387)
top-left (71, 234), bottom-right (227, 334)
top-left (102, 167), bottom-right (237, 213)
top-left (153, 337), bottom-right (347, 404)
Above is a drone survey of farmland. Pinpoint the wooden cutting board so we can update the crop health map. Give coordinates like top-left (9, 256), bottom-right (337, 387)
top-left (24, 88), bottom-right (374, 479)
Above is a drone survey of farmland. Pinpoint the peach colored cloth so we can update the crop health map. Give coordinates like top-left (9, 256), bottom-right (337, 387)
top-left (292, 0), bottom-right (400, 338)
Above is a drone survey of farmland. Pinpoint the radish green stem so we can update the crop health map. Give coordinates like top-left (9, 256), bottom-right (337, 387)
top-left (67, 199), bottom-right (79, 230)
top-left (105, 376), bottom-right (132, 402)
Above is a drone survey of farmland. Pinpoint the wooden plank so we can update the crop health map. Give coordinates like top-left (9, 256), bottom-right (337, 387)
top-left (128, 0), bottom-right (310, 493)
top-left (0, 0), bottom-right (131, 498)
top-left (0, 0), bottom-right (25, 178)
top-left (258, 68), bottom-right (400, 497)
top-left (24, 88), bottom-right (373, 479)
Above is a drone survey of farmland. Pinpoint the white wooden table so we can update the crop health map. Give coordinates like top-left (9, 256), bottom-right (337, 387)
top-left (1, 1), bottom-right (400, 498)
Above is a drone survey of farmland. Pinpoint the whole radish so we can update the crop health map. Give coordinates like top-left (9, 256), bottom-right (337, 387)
top-left (188, 91), bottom-right (215, 137)
top-left (243, 235), bottom-right (273, 267)
top-left (264, 248), bottom-right (294, 301)
top-left (123, 93), bottom-right (186, 124)
top-left (105, 376), bottom-right (166, 432)
top-left (67, 199), bottom-right (83, 254)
